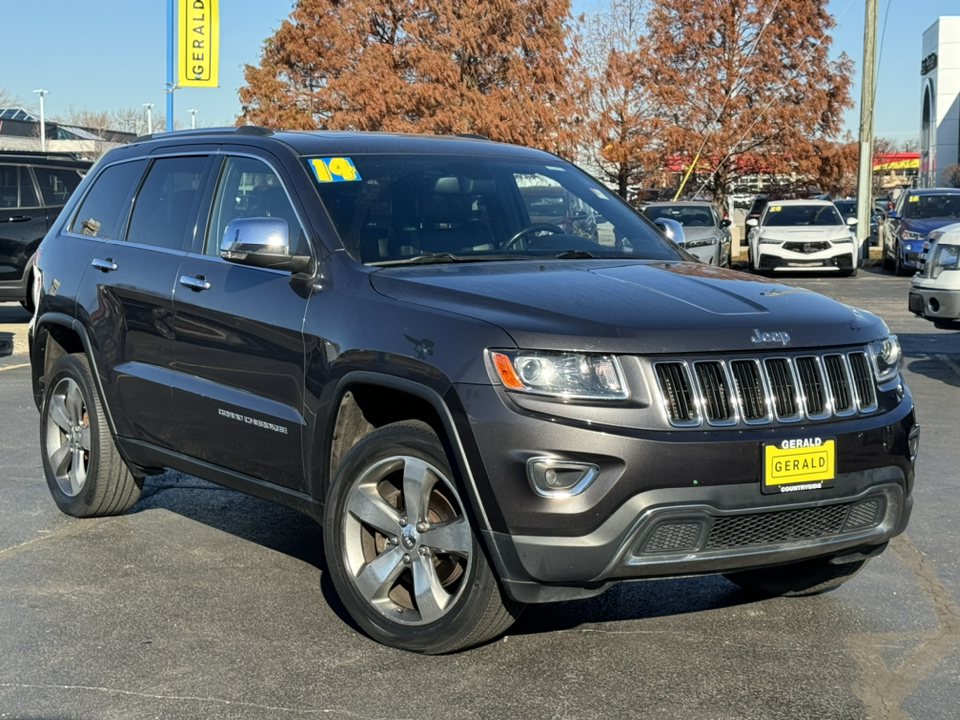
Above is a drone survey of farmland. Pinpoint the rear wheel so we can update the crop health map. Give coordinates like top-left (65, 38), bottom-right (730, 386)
top-left (323, 421), bottom-right (522, 653)
top-left (724, 557), bottom-right (869, 597)
top-left (40, 354), bottom-right (142, 517)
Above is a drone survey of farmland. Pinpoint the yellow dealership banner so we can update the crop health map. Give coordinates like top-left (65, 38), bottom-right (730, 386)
top-left (178, 0), bottom-right (219, 88)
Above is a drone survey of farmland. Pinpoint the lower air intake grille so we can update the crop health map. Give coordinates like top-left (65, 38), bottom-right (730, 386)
top-left (643, 522), bottom-right (702, 553)
top-left (705, 499), bottom-right (885, 550)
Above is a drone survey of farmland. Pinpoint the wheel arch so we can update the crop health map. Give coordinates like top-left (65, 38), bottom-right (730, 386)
top-left (322, 371), bottom-right (494, 536)
top-left (32, 314), bottom-right (117, 434)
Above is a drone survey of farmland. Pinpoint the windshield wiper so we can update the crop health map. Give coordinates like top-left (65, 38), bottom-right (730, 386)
top-left (369, 253), bottom-right (538, 267)
top-left (553, 250), bottom-right (600, 259)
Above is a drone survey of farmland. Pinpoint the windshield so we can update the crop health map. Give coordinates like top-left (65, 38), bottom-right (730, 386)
top-left (304, 154), bottom-right (681, 264)
top-left (763, 204), bottom-right (843, 227)
top-left (645, 205), bottom-right (716, 227)
top-left (833, 201), bottom-right (856, 216)
top-left (902, 194), bottom-right (960, 219)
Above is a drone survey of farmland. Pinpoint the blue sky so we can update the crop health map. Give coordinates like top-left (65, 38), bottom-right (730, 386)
top-left (1, 0), bottom-right (955, 143)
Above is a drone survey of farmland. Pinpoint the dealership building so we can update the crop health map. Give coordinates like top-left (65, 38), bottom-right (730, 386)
top-left (921, 16), bottom-right (960, 186)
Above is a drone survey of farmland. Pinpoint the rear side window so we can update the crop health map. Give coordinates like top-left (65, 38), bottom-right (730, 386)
top-left (0, 165), bottom-right (39, 209)
top-left (70, 160), bottom-right (146, 239)
top-left (127, 156), bottom-right (208, 251)
top-left (34, 167), bottom-right (83, 207)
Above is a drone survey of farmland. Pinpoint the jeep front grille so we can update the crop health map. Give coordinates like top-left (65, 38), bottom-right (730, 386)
top-left (654, 350), bottom-right (877, 427)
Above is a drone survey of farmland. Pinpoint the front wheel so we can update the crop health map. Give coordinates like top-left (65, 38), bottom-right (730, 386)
top-left (724, 557), bottom-right (869, 597)
top-left (323, 421), bottom-right (522, 653)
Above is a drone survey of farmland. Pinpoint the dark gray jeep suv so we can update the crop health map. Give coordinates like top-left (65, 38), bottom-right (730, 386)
top-left (29, 128), bottom-right (918, 653)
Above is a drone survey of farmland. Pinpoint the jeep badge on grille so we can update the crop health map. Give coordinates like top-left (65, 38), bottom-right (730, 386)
top-left (751, 329), bottom-right (791, 345)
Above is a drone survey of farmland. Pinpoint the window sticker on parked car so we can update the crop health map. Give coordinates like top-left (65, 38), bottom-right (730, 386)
top-left (308, 157), bottom-right (362, 183)
top-left (770, 206), bottom-right (782, 212)
top-left (909, 196), bottom-right (919, 202)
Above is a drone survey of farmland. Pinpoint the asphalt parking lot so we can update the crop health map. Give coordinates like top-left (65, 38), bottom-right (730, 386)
top-left (1, 266), bottom-right (959, 720)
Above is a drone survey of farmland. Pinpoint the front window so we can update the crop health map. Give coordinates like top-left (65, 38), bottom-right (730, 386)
top-left (304, 154), bottom-right (680, 264)
top-left (763, 204), bottom-right (843, 227)
top-left (902, 194), bottom-right (960, 219)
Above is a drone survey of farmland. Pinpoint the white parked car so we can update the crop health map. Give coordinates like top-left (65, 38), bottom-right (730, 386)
top-left (747, 199), bottom-right (859, 276)
top-left (908, 222), bottom-right (960, 324)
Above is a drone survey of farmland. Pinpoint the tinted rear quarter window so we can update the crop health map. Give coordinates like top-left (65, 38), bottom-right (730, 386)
top-left (34, 167), bottom-right (83, 207)
top-left (70, 160), bottom-right (147, 240)
top-left (0, 165), bottom-right (39, 209)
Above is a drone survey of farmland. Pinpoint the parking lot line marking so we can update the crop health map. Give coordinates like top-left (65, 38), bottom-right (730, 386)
top-left (935, 354), bottom-right (960, 380)
top-left (0, 363), bottom-right (29, 372)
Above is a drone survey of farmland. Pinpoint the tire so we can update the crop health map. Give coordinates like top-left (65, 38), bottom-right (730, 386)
top-left (40, 354), bottom-right (142, 517)
top-left (894, 245), bottom-right (907, 276)
top-left (724, 557), bottom-right (869, 597)
top-left (323, 421), bottom-right (522, 653)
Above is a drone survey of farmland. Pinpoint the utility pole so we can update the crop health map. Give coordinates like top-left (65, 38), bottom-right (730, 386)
top-left (189, 109), bottom-right (197, 129)
top-left (144, 103), bottom-right (155, 135)
top-left (33, 89), bottom-right (48, 152)
top-left (856, 0), bottom-right (878, 260)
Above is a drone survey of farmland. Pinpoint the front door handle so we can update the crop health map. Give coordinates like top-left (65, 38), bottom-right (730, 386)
top-left (179, 275), bottom-right (211, 291)
top-left (91, 257), bottom-right (118, 272)
top-left (6, 215), bottom-right (31, 223)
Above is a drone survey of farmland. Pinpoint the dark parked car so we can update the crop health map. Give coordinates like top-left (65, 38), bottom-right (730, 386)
top-left (30, 127), bottom-right (917, 654)
top-left (833, 199), bottom-right (879, 247)
top-left (0, 152), bottom-right (89, 311)
top-left (882, 188), bottom-right (960, 275)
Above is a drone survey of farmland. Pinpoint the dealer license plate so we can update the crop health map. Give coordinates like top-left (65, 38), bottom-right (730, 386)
top-left (762, 438), bottom-right (836, 494)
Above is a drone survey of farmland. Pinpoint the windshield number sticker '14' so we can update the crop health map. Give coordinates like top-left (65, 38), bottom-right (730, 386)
top-left (309, 157), bottom-right (363, 183)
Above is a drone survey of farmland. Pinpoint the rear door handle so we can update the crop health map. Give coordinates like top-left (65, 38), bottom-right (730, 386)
top-left (179, 275), bottom-right (211, 291)
top-left (91, 257), bottom-right (118, 272)
top-left (6, 215), bottom-right (31, 223)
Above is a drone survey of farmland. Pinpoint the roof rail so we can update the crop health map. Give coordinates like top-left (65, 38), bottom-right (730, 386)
top-left (131, 125), bottom-right (273, 144)
top-left (455, 133), bottom-right (492, 141)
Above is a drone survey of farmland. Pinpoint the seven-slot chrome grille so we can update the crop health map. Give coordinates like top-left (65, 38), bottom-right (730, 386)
top-left (654, 349), bottom-right (878, 428)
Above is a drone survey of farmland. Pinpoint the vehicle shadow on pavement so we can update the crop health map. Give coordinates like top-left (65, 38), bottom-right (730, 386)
top-left (509, 575), bottom-right (754, 637)
top-left (898, 333), bottom-right (960, 389)
top-left (133, 472), bottom-right (363, 633)
top-left (133, 471), bottom-right (759, 641)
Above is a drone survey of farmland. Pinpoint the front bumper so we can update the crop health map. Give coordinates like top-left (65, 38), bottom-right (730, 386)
top-left (683, 244), bottom-right (720, 265)
top-left (457, 382), bottom-right (916, 603)
top-left (909, 285), bottom-right (960, 320)
top-left (758, 246), bottom-right (856, 272)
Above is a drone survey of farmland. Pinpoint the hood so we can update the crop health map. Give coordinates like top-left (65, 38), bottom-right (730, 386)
top-left (901, 217), bottom-right (960, 235)
top-left (755, 226), bottom-right (852, 242)
top-left (369, 260), bottom-right (887, 354)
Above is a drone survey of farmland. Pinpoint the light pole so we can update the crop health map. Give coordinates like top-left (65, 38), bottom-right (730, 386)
top-left (144, 103), bottom-right (155, 135)
top-left (189, 109), bottom-right (197, 129)
top-left (33, 89), bottom-right (48, 152)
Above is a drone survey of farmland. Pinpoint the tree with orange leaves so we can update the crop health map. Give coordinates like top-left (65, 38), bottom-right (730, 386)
top-left (642, 0), bottom-right (854, 205)
top-left (238, 0), bottom-right (584, 158)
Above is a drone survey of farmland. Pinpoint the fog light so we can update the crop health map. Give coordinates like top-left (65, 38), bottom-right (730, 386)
top-left (527, 458), bottom-right (599, 498)
top-left (908, 425), bottom-right (921, 462)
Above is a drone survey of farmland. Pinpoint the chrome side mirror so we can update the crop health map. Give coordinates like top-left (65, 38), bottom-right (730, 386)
top-left (220, 217), bottom-right (310, 272)
top-left (654, 217), bottom-right (686, 245)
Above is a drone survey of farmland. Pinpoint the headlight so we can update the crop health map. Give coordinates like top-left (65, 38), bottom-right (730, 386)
top-left (758, 237), bottom-right (781, 244)
top-left (870, 335), bottom-right (902, 383)
top-left (490, 350), bottom-right (628, 400)
top-left (930, 244), bottom-right (960, 279)
top-left (833, 235), bottom-right (853, 243)
top-left (685, 236), bottom-right (718, 248)
top-left (901, 230), bottom-right (925, 241)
